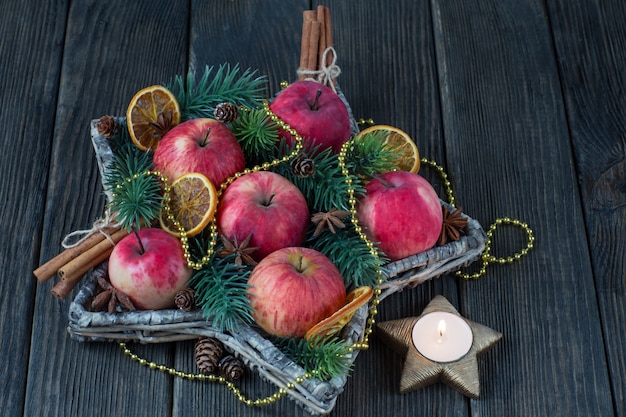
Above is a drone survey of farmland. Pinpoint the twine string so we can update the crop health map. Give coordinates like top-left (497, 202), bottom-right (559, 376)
top-left (61, 210), bottom-right (120, 248)
top-left (296, 47), bottom-right (342, 92)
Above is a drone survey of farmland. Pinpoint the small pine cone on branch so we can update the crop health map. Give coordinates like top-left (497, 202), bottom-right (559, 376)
top-left (219, 355), bottom-right (245, 381)
top-left (174, 287), bottom-right (196, 311)
top-left (195, 337), bottom-right (224, 374)
top-left (290, 153), bottom-right (316, 178)
top-left (96, 115), bottom-right (117, 138)
top-left (213, 102), bottom-right (239, 123)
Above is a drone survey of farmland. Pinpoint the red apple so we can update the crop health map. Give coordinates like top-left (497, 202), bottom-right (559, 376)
top-left (358, 171), bottom-right (443, 261)
top-left (216, 171), bottom-right (309, 261)
top-left (153, 118), bottom-right (245, 185)
top-left (269, 80), bottom-right (351, 153)
top-left (108, 228), bottom-right (192, 310)
top-left (248, 247), bottom-right (346, 338)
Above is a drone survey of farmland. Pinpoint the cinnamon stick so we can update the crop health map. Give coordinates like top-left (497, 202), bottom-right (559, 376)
top-left (299, 11), bottom-right (318, 80)
top-left (317, 5), bottom-right (327, 67)
top-left (58, 228), bottom-right (128, 284)
top-left (323, 7), bottom-right (333, 67)
top-left (307, 21), bottom-right (321, 73)
top-left (33, 226), bottom-right (120, 282)
top-left (50, 276), bottom-right (85, 299)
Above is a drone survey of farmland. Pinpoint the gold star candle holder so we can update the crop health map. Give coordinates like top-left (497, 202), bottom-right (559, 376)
top-left (376, 295), bottom-right (502, 398)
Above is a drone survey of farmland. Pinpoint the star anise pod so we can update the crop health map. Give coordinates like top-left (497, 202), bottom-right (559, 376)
top-left (438, 206), bottom-right (469, 246)
top-left (311, 207), bottom-right (351, 237)
top-left (96, 115), bottom-right (117, 138)
top-left (217, 234), bottom-right (259, 266)
top-left (148, 109), bottom-right (175, 139)
top-left (91, 276), bottom-right (136, 313)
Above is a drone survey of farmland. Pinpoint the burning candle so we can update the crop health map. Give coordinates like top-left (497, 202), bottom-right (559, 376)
top-left (412, 312), bottom-right (473, 362)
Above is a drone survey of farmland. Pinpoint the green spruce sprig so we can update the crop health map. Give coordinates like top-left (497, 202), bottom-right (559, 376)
top-left (103, 147), bottom-right (162, 231)
top-left (309, 227), bottom-right (388, 289)
top-left (273, 336), bottom-right (354, 381)
top-left (168, 64), bottom-right (267, 121)
top-left (269, 142), bottom-right (365, 213)
top-left (346, 130), bottom-right (400, 180)
top-left (231, 108), bottom-right (280, 165)
top-left (190, 252), bottom-right (254, 333)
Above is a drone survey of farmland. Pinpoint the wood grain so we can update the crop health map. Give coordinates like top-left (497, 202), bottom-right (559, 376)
top-left (0, 0), bottom-right (69, 415)
top-left (25, 1), bottom-right (188, 416)
top-left (431, 0), bottom-right (614, 415)
top-left (1, 0), bottom-right (622, 416)
top-left (546, 0), bottom-right (626, 414)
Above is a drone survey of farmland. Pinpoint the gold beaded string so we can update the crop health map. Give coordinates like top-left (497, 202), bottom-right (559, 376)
top-left (337, 138), bottom-right (383, 350)
top-left (158, 100), bottom-right (304, 271)
top-left (119, 117), bottom-right (533, 406)
top-left (118, 342), bottom-right (311, 407)
top-left (117, 108), bottom-right (386, 404)
top-left (419, 157), bottom-right (535, 280)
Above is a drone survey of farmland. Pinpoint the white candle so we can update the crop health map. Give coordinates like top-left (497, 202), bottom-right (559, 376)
top-left (412, 312), bottom-right (473, 362)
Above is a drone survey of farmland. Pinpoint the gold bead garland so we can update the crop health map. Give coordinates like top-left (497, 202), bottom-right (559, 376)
top-left (417, 157), bottom-right (535, 280)
top-left (118, 115), bottom-right (534, 408)
top-left (455, 217), bottom-right (535, 280)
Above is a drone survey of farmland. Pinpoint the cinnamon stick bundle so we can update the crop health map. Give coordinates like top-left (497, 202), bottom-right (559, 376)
top-left (35, 226), bottom-right (128, 299)
top-left (33, 226), bottom-right (121, 282)
top-left (298, 5), bottom-right (333, 80)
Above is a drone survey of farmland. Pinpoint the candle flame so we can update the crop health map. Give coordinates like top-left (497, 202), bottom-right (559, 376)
top-left (438, 319), bottom-right (446, 337)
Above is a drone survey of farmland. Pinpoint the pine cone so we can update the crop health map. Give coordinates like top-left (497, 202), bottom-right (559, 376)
top-left (96, 115), bottom-right (117, 138)
top-left (195, 337), bottom-right (224, 374)
top-left (213, 102), bottom-right (239, 123)
top-left (290, 153), bottom-right (316, 178)
top-left (219, 355), bottom-right (245, 381)
top-left (174, 288), bottom-right (196, 311)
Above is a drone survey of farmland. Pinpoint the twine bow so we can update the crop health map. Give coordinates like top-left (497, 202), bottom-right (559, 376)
top-left (61, 210), bottom-right (120, 249)
top-left (296, 47), bottom-right (342, 92)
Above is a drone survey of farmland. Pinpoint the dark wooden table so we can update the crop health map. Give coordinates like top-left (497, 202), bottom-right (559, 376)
top-left (2, 0), bottom-right (624, 416)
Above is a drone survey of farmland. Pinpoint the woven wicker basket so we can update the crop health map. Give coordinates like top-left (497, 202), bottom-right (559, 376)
top-left (68, 96), bottom-right (487, 414)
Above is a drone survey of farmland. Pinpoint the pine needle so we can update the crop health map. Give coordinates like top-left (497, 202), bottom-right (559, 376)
top-left (190, 254), bottom-right (253, 333)
top-left (273, 336), bottom-right (354, 381)
top-left (309, 227), bottom-right (388, 289)
top-left (103, 148), bottom-right (162, 231)
top-left (347, 130), bottom-right (400, 180)
top-left (269, 142), bottom-right (365, 213)
top-left (167, 64), bottom-right (268, 121)
top-left (231, 108), bottom-right (279, 163)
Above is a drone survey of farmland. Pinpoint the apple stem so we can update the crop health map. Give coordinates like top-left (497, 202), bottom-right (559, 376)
top-left (311, 89), bottom-right (323, 110)
top-left (131, 225), bottom-right (146, 255)
top-left (262, 192), bottom-right (276, 206)
top-left (372, 173), bottom-right (394, 188)
top-left (200, 128), bottom-right (211, 147)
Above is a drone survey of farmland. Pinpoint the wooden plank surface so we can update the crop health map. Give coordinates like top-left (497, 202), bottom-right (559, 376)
top-left (431, 0), bottom-right (614, 416)
top-left (0, 0), bottom-right (622, 416)
top-left (25, 1), bottom-right (188, 416)
top-left (320, 1), bottom-right (467, 416)
top-left (0, 1), bottom-right (68, 415)
top-left (546, 0), bottom-right (626, 415)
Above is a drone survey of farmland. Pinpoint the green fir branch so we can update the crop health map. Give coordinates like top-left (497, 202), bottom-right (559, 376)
top-left (309, 227), bottom-right (388, 289)
top-left (103, 148), bottom-right (162, 231)
top-left (269, 142), bottom-right (365, 213)
top-left (167, 64), bottom-right (268, 121)
top-left (231, 108), bottom-right (279, 164)
top-left (273, 336), bottom-right (354, 381)
top-left (346, 130), bottom-right (400, 180)
top-left (190, 254), bottom-right (254, 333)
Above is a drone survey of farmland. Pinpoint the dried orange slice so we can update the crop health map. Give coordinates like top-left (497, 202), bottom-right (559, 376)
top-left (305, 286), bottom-right (374, 340)
top-left (126, 85), bottom-right (181, 151)
top-left (356, 125), bottom-right (420, 173)
top-left (159, 172), bottom-right (218, 237)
